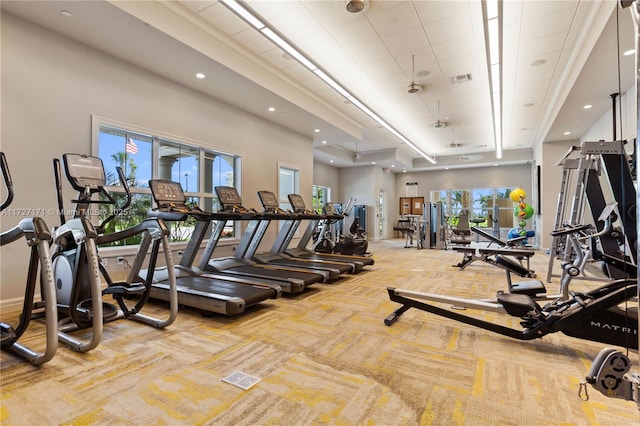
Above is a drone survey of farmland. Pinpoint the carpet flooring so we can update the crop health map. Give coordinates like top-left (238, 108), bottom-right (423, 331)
top-left (1, 239), bottom-right (638, 425)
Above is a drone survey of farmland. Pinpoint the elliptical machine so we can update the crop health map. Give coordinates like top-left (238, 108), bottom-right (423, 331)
top-left (51, 154), bottom-right (177, 352)
top-left (0, 152), bottom-right (58, 364)
top-left (314, 199), bottom-right (369, 256)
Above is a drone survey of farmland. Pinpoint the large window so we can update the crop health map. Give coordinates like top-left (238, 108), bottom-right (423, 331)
top-left (312, 185), bottom-right (329, 213)
top-left (278, 165), bottom-right (299, 211)
top-left (95, 120), bottom-right (240, 246)
top-left (431, 188), bottom-right (514, 229)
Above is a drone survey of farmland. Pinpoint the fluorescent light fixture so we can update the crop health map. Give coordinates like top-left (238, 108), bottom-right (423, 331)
top-left (220, 0), bottom-right (436, 164)
top-left (485, 0), bottom-right (502, 159)
top-left (314, 69), bottom-right (352, 98)
top-left (261, 28), bottom-right (317, 71)
top-left (196, 73), bottom-right (205, 79)
top-left (219, 0), bottom-right (265, 29)
top-left (486, 0), bottom-right (498, 19)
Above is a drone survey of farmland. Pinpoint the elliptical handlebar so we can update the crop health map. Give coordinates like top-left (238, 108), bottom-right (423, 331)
top-left (0, 152), bottom-right (14, 212)
top-left (97, 166), bottom-right (131, 232)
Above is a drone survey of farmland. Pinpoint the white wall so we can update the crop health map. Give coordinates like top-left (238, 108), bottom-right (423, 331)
top-left (0, 13), bottom-right (315, 309)
top-left (312, 162), bottom-right (340, 201)
top-left (581, 88), bottom-right (636, 143)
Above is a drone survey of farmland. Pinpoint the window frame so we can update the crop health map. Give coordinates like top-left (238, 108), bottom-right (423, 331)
top-left (91, 115), bottom-right (243, 254)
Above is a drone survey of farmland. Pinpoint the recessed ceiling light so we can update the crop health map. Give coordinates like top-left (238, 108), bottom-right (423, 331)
top-left (329, 160), bottom-right (334, 163)
top-left (403, 170), bottom-right (407, 173)
top-left (530, 59), bottom-right (547, 67)
top-left (564, 131), bottom-right (571, 135)
top-left (314, 129), bottom-right (320, 133)
top-left (583, 104), bottom-right (592, 109)
top-left (494, 164), bottom-right (498, 167)
top-left (61, 10), bottom-right (73, 17)
top-left (371, 162), bottom-right (376, 165)
top-left (321, 140), bottom-right (327, 144)
top-left (391, 164), bottom-right (395, 167)
top-left (520, 127), bottom-right (528, 131)
top-left (268, 107), bottom-right (275, 112)
top-left (445, 167), bottom-right (449, 170)
top-left (523, 103), bottom-right (534, 107)
top-left (416, 70), bottom-right (430, 78)
top-left (196, 73), bottom-right (205, 79)
top-left (624, 49), bottom-right (635, 56)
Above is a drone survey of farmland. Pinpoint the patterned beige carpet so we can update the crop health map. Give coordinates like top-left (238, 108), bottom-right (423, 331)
top-left (1, 239), bottom-right (638, 425)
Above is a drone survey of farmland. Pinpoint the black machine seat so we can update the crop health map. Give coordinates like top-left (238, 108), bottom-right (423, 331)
top-left (497, 292), bottom-right (542, 318)
top-left (495, 254), bottom-right (545, 296)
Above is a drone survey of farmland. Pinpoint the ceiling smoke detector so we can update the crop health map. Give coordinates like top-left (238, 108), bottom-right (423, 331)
top-left (407, 55), bottom-right (423, 94)
top-left (345, 0), bottom-right (366, 13)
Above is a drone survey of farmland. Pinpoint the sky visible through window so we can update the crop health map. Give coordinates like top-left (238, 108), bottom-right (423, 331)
top-left (98, 132), bottom-right (233, 190)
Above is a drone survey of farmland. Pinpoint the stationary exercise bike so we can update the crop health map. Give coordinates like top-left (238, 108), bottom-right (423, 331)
top-left (0, 152), bottom-right (58, 364)
top-left (51, 154), bottom-right (178, 352)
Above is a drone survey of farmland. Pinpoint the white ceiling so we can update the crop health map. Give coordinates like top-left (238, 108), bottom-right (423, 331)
top-left (1, 1), bottom-right (635, 172)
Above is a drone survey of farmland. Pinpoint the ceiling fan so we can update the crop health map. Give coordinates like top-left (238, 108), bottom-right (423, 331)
top-left (407, 55), bottom-right (422, 94)
top-left (434, 99), bottom-right (447, 129)
top-left (447, 127), bottom-right (462, 149)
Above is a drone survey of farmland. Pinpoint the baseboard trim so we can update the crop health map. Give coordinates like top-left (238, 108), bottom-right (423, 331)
top-left (1, 295), bottom-right (37, 315)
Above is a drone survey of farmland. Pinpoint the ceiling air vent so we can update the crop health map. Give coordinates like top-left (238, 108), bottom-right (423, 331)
top-left (449, 73), bottom-right (473, 85)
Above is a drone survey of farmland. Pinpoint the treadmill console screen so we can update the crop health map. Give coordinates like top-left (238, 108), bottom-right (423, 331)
top-left (62, 154), bottom-right (106, 191)
top-left (324, 203), bottom-right (337, 215)
top-left (149, 179), bottom-right (185, 204)
top-left (215, 186), bottom-right (243, 207)
top-left (257, 191), bottom-right (279, 209)
top-left (287, 194), bottom-right (306, 211)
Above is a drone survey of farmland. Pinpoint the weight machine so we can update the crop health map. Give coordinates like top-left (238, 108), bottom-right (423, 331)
top-left (581, 0), bottom-right (640, 408)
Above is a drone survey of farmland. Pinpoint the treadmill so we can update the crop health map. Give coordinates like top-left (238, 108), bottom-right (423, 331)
top-left (197, 187), bottom-right (326, 293)
top-left (278, 193), bottom-right (374, 267)
top-left (244, 190), bottom-right (354, 278)
top-left (145, 179), bottom-right (280, 316)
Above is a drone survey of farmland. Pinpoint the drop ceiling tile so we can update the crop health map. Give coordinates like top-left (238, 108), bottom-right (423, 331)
top-left (522, 0), bottom-right (579, 20)
top-left (199, 2), bottom-right (251, 35)
top-left (234, 28), bottom-right (278, 54)
top-left (382, 26), bottom-right (429, 56)
top-left (519, 7), bottom-right (576, 41)
top-left (423, 13), bottom-right (473, 45)
top-left (183, 1), bottom-right (217, 13)
top-left (517, 32), bottom-right (568, 60)
top-left (366, 1), bottom-right (422, 37)
top-left (267, 6), bottom-right (326, 41)
top-left (414, 0), bottom-right (471, 24)
top-left (246, 0), bottom-right (299, 21)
